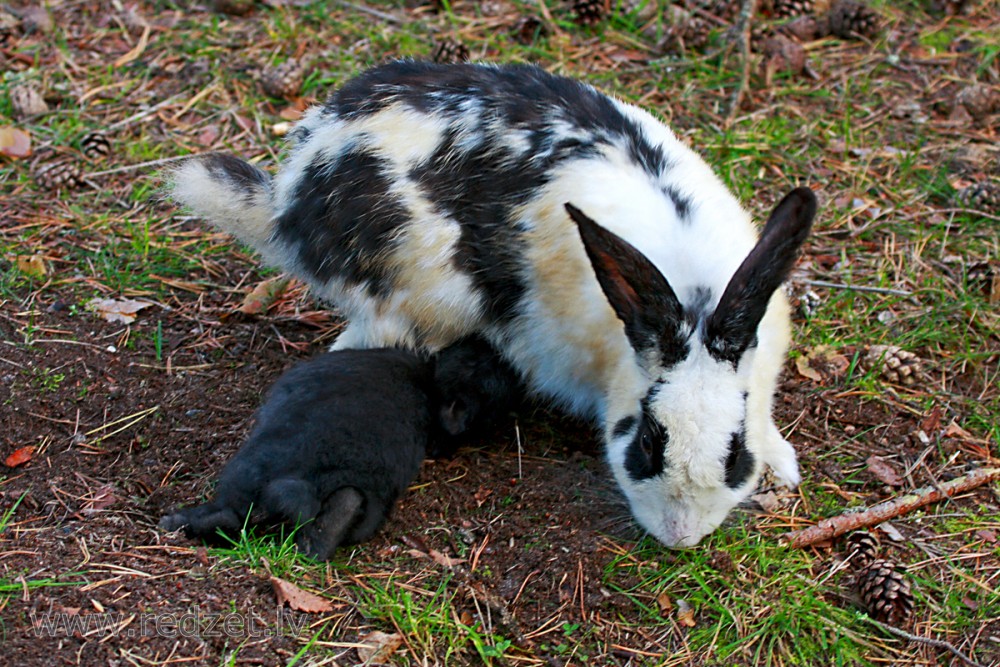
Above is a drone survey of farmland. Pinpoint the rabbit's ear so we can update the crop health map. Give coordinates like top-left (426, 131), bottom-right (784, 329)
top-left (566, 203), bottom-right (684, 358)
top-left (706, 187), bottom-right (816, 363)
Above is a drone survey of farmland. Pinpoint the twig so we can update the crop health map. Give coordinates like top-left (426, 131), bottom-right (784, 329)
top-left (87, 154), bottom-right (199, 178)
top-left (804, 280), bottom-right (913, 297)
top-left (726, 0), bottom-right (757, 122)
top-left (782, 468), bottom-right (1000, 548)
top-left (335, 0), bottom-right (404, 24)
top-left (862, 615), bottom-right (989, 667)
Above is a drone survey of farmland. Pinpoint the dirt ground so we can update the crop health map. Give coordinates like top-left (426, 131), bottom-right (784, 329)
top-left (2, 262), bottom-right (995, 665)
top-left (2, 0), bottom-right (999, 665)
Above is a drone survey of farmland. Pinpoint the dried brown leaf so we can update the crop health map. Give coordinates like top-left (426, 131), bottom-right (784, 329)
top-left (15, 254), bottom-right (46, 278)
top-left (5, 446), bottom-right (35, 468)
top-left (794, 354), bottom-right (822, 382)
top-left (270, 576), bottom-right (333, 613)
top-left (866, 456), bottom-right (903, 487)
top-left (656, 591), bottom-right (673, 613)
top-left (428, 548), bottom-right (466, 568)
top-left (676, 598), bottom-right (696, 627)
top-left (0, 126), bottom-right (32, 158)
top-left (239, 277), bottom-right (290, 315)
top-left (87, 297), bottom-right (154, 324)
top-left (357, 630), bottom-right (403, 664)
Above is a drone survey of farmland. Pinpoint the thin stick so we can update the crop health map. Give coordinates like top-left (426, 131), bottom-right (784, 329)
top-left (804, 280), bottom-right (913, 297)
top-left (782, 468), bottom-right (1000, 549)
top-left (726, 0), bottom-right (757, 122)
top-left (862, 616), bottom-right (989, 667)
top-left (87, 154), bottom-right (198, 178)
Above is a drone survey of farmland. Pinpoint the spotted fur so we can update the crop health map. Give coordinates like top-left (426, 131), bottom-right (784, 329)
top-left (170, 61), bottom-right (816, 546)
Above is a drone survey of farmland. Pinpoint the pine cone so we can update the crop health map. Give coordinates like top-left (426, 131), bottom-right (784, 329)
top-left (10, 84), bottom-right (49, 119)
top-left (512, 15), bottom-right (548, 44)
top-left (931, 0), bottom-right (973, 15)
top-left (664, 13), bottom-right (712, 53)
top-left (0, 11), bottom-right (18, 47)
top-left (856, 559), bottom-right (913, 626)
top-left (572, 0), bottom-right (610, 26)
top-left (827, 0), bottom-right (881, 40)
top-left (33, 158), bottom-right (84, 190)
top-left (261, 59), bottom-right (305, 99)
top-left (956, 84), bottom-right (1000, 121)
top-left (432, 39), bottom-right (470, 64)
top-left (213, 0), bottom-right (255, 16)
top-left (967, 261), bottom-right (998, 302)
top-left (957, 181), bottom-right (1000, 214)
top-left (845, 531), bottom-right (880, 568)
top-left (779, 14), bottom-right (831, 42)
top-left (773, 0), bottom-right (815, 18)
top-left (80, 131), bottom-right (112, 161)
top-left (759, 34), bottom-right (807, 80)
top-left (865, 345), bottom-right (922, 386)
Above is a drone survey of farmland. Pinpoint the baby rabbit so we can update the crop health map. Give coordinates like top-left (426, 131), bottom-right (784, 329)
top-left (159, 336), bottom-right (519, 560)
top-left (171, 61), bottom-right (815, 546)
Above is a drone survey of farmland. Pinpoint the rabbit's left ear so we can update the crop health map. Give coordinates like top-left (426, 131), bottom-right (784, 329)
top-left (566, 203), bottom-right (686, 361)
top-left (706, 187), bottom-right (816, 363)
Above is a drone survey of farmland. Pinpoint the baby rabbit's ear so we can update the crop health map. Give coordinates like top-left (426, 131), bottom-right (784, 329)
top-left (706, 187), bottom-right (816, 363)
top-left (439, 399), bottom-right (469, 437)
top-left (565, 203), bottom-right (685, 362)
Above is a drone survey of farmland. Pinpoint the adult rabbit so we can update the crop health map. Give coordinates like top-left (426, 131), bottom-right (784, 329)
top-left (171, 61), bottom-right (816, 546)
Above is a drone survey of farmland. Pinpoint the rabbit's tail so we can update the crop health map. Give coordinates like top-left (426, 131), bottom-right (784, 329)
top-left (168, 154), bottom-right (275, 253)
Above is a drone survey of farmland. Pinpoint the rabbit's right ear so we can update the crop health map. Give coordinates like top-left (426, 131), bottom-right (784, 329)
top-left (705, 187), bottom-right (816, 363)
top-left (566, 203), bottom-right (685, 361)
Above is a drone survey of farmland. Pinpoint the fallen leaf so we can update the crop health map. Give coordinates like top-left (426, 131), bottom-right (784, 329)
top-left (5, 446), bottom-right (35, 468)
top-left (920, 406), bottom-right (943, 434)
top-left (239, 276), bottom-right (290, 315)
top-left (879, 521), bottom-right (904, 542)
top-left (473, 487), bottom-right (493, 506)
top-left (87, 297), bottom-right (154, 324)
top-left (83, 485), bottom-right (117, 513)
top-left (943, 422), bottom-right (973, 440)
top-left (676, 599), bottom-right (696, 627)
top-left (196, 124), bottom-right (221, 147)
top-left (975, 529), bottom-right (996, 544)
top-left (751, 490), bottom-right (783, 513)
top-left (270, 576), bottom-right (333, 613)
top-left (428, 548), bottom-right (466, 568)
top-left (656, 591), bottom-right (673, 613)
top-left (794, 354), bottom-right (822, 382)
top-left (357, 630), bottom-right (403, 664)
top-left (866, 456), bottom-right (903, 487)
top-left (16, 255), bottom-right (47, 278)
top-left (0, 126), bottom-right (32, 158)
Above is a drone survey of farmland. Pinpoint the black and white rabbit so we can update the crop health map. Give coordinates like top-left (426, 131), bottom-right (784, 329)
top-left (171, 61), bottom-right (816, 546)
top-left (159, 336), bottom-right (519, 559)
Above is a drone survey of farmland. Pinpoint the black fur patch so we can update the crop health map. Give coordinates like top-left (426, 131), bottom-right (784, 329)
top-left (202, 153), bottom-right (270, 199)
top-left (624, 414), bottom-right (667, 481)
top-left (624, 386), bottom-right (668, 481)
top-left (275, 148), bottom-right (408, 296)
top-left (327, 62), bottom-right (668, 179)
top-left (724, 426), bottom-right (754, 489)
top-left (612, 415), bottom-right (637, 439)
top-left (411, 129), bottom-right (535, 323)
top-left (662, 185), bottom-right (691, 222)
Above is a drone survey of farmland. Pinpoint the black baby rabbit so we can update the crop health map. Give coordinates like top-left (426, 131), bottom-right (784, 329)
top-left (160, 337), bottom-right (518, 560)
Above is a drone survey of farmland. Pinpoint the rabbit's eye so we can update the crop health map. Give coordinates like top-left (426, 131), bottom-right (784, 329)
top-left (624, 416), bottom-right (667, 481)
